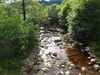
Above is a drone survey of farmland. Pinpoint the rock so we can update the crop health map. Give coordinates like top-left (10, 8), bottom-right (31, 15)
top-left (88, 62), bottom-right (93, 66)
top-left (33, 65), bottom-right (39, 71)
top-left (59, 65), bottom-right (66, 68)
top-left (44, 62), bottom-right (52, 68)
top-left (29, 62), bottom-right (34, 67)
top-left (51, 55), bottom-right (60, 60)
top-left (85, 47), bottom-right (90, 51)
top-left (40, 44), bottom-right (44, 48)
top-left (56, 42), bottom-right (61, 46)
top-left (88, 52), bottom-right (91, 55)
top-left (81, 67), bottom-right (87, 71)
top-left (90, 59), bottom-right (96, 62)
top-left (93, 64), bottom-right (100, 70)
top-left (81, 50), bottom-right (84, 52)
top-left (69, 66), bottom-right (72, 69)
top-left (60, 70), bottom-right (64, 74)
top-left (99, 70), bottom-right (100, 72)
top-left (65, 71), bottom-right (70, 75)
top-left (40, 30), bottom-right (45, 33)
top-left (54, 37), bottom-right (62, 42)
top-left (36, 61), bottom-right (41, 65)
top-left (37, 58), bottom-right (44, 62)
top-left (70, 64), bottom-right (75, 67)
top-left (79, 43), bottom-right (84, 45)
top-left (67, 61), bottom-right (73, 66)
top-left (45, 46), bottom-right (48, 49)
top-left (46, 52), bottom-right (52, 56)
top-left (57, 28), bottom-right (62, 32)
top-left (79, 73), bottom-right (82, 75)
top-left (52, 52), bottom-right (57, 57)
top-left (96, 61), bottom-right (100, 64)
top-left (41, 68), bottom-right (49, 72)
top-left (43, 40), bottom-right (47, 42)
top-left (87, 57), bottom-right (91, 59)
top-left (40, 27), bottom-right (44, 30)
top-left (25, 59), bottom-right (29, 62)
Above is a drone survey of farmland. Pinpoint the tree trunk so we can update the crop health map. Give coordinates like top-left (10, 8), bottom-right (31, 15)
top-left (22, 0), bottom-right (26, 21)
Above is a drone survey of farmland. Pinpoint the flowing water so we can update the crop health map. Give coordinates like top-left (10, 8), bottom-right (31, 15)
top-left (22, 26), bottom-right (100, 75)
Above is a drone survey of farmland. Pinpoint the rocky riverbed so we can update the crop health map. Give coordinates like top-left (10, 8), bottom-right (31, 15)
top-left (22, 26), bottom-right (100, 75)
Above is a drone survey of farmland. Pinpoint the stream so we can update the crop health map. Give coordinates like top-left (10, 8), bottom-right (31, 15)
top-left (22, 26), bottom-right (100, 75)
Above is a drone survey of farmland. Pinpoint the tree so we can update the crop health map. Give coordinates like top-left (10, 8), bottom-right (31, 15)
top-left (22, 0), bottom-right (26, 21)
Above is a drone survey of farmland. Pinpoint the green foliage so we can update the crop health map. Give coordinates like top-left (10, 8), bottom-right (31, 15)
top-left (66, 0), bottom-right (100, 57)
top-left (58, 1), bottom-right (71, 28)
top-left (90, 41), bottom-right (100, 58)
top-left (67, 0), bottom-right (100, 43)
top-left (0, 1), bottom-right (39, 74)
top-left (48, 4), bottom-right (59, 25)
top-left (26, 0), bottom-right (50, 25)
